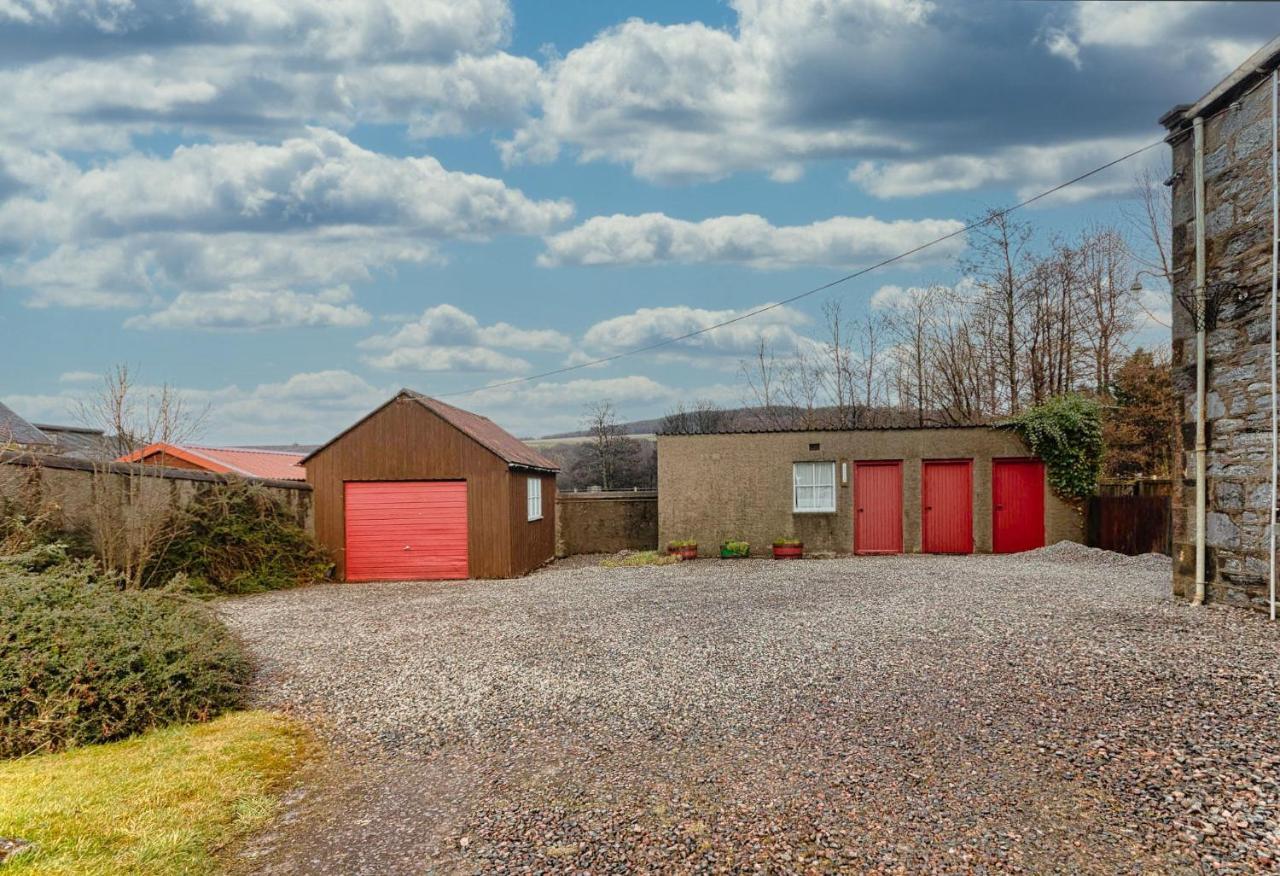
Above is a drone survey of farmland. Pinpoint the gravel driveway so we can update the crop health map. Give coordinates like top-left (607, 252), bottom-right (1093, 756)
top-left (222, 545), bottom-right (1280, 874)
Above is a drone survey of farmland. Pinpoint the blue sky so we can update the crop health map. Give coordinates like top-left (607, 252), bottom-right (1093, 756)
top-left (0, 0), bottom-right (1275, 441)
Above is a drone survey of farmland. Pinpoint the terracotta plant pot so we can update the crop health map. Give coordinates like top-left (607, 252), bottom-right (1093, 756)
top-left (772, 543), bottom-right (803, 560)
top-left (668, 545), bottom-right (698, 560)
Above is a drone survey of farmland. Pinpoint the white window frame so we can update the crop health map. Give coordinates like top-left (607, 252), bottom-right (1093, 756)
top-left (526, 476), bottom-right (543, 521)
top-left (793, 461), bottom-right (837, 513)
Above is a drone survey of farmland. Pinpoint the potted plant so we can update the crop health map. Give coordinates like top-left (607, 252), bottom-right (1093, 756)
top-left (667, 540), bottom-right (698, 560)
top-left (719, 540), bottom-right (749, 559)
top-left (772, 538), bottom-right (803, 560)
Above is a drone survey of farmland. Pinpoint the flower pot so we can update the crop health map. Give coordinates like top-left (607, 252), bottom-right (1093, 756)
top-left (772, 544), bottom-right (803, 560)
top-left (669, 545), bottom-right (698, 560)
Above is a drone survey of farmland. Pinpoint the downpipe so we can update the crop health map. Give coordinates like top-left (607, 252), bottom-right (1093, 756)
top-left (1193, 116), bottom-right (1207, 606)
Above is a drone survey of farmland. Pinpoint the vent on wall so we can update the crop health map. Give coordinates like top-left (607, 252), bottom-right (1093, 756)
top-left (808, 443), bottom-right (821, 451)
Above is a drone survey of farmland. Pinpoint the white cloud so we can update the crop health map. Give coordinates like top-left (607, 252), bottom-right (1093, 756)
top-left (0, 129), bottom-right (572, 245)
top-left (850, 136), bottom-right (1157, 201)
top-left (500, 4), bottom-right (921, 183)
top-left (470, 374), bottom-right (676, 408)
top-left (581, 303), bottom-right (819, 361)
top-left (358, 303), bottom-right (569, 373)
top-left (0, 1), bottom-right (536, 150)
top-left (540, 212), bottom-right (963, 269)
top-left (0, 131), bottom-right (571, 313)
top-left (124, 286), bottom-right (371, 331)
top-left (57, 370), bottom-right (99, 384)
top-left (1040, 28), bottom-right (1081, 70)
top-left (362, 346), bottom-right (531, 374)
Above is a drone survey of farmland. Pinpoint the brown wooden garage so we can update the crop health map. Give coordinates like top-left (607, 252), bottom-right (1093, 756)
top-left (302, 390), bottom-right (559, 581)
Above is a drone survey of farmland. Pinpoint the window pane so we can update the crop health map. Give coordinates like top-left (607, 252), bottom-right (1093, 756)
top-left (817, 486), bottom-right (834, 510)
top-left (794, 463), bottom-right (813, 487)
top-left (816, 463), bottom-right (835, 487)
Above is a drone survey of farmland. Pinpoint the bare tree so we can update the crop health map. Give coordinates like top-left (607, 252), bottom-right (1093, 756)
top-left (1077, 225), bottom-right (1137, 392)
top-left (853, 311), bottom-right (889, 410)
top-left (885, 285), bottom-right (943, 427)
top-left (660, 400), bottom-right (727, 435)
top-left (778, 349), bottom-right (824, 429)
top-left (928, 289), bottom-right (989, 425)
top-left (739, 339), bottom-right (793, 429)
top-left (965, 209), bottom-right (1033, 414)
top-left (581, 400), bottom-right (636, 490)
top-left (818, 300), bottom-right (861, 428)
top-left (73, 365), bottom-right (208, 587)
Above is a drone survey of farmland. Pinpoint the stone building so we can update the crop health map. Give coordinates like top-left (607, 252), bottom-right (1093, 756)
top-left (1160, 37), bottom-right (1279, 611)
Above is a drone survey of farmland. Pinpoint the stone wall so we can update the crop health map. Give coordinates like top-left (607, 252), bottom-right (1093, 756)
top-left (657, 428), bottom-right (1082, 556)
top-left (0, 452), bottom-right (313, 540)
top-left (1164, 64), bottom-right (1278, 611)
top-left (555, 490), bottom-right (657, 557)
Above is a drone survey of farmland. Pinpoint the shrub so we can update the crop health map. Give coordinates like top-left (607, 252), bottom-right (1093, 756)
top-left (146, 481), bottom-right (329, 594)
top-left (772, 538), bottom-right (802, 547)
top-left (0, 558), bottom-right (251, 758)
top-left (720, 540), bottom-right (749, 557)
top-left (1000, 393), bottom-right (1104, 501)
top-left (667, 540), bottom-right (697, 549)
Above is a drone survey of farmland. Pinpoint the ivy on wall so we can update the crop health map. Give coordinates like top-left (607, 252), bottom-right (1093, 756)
top-left (1000, 394), bottom-right (1104, 501)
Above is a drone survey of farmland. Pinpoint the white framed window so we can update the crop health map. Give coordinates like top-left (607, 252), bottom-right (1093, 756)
top-left (526, 476), bottom-right (543, 521)
top-left (793, 461), bottom-right (836, 513)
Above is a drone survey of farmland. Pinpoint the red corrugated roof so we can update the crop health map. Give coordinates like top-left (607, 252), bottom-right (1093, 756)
top-left (118, 443), bottom-right (307, 480)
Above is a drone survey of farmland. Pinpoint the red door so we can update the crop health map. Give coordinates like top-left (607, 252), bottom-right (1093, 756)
top-left (992, 459), bottom-right (1045, 553)
top-left (344, 481), bottom-right (468, 581)
top-left (855, 461), bottom-right (903, 554)
top-left (922, 460), bottom-right (973, 554)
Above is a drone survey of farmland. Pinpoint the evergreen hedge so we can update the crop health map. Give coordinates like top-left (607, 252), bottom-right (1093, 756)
top-left (0, 552), bottom-right (250, 757)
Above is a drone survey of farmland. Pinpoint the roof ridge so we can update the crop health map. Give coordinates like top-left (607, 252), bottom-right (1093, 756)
top-left (185, 443), bottom-right (305, 458)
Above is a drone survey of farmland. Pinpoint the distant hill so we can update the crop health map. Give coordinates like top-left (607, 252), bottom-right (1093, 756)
top-left (533, 405), bottom-right (937, 439)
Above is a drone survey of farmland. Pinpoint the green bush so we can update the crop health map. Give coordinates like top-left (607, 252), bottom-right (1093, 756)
top-left (147, 482), bottom-right (329, 594)
top-left (772, 538), bottom-right (802, 547)
top-left (0, 558), bottom-right (251, 758)
top-left (719, 540), bottom-right (749, 557)
top-left (1000, 393), bottom-right (1104, 501)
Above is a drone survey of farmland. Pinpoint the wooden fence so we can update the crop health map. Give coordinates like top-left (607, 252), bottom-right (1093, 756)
top-left (1087, 494), bottom-right (1172, 556)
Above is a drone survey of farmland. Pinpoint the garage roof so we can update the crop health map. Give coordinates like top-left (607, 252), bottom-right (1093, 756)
top-left (301, 390), bottom-right (560, 473)
top-left (118, 442), bottom-right (307, 480)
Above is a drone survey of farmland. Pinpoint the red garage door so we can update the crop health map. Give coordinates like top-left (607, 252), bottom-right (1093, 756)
top-left (855, 461), bottom-right (903, 555)
top-left (922, 460), bottom-right (973, 554)
top-left (992, 459), bottom-right (1045, 553)
top-left (344, 481), bottom-right (468, 581)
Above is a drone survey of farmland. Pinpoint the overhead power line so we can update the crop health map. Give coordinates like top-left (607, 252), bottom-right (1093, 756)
top-left (438, 137), bottom-right (1165, 400)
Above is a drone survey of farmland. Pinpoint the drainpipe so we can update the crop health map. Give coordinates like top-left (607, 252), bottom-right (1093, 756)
top-left (1270, 69), bottom-right (1277, 622)
top-left (1193, 116), bottom-right (1208, 606)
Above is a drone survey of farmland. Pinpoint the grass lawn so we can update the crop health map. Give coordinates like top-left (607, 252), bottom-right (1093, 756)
top-left (0, 711), bottom-right (310, 875)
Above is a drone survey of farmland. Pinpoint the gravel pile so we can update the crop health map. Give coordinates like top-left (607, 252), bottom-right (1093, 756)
top-left (223, 550), bottom-right (1278, 874)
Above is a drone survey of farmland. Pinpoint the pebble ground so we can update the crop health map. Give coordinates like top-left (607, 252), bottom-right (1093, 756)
top-left (222, 544), bottom-right (1280, 874)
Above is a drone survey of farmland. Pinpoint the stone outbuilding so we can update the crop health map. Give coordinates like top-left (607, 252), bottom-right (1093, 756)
top-left (657, 426), bottom-right (1082, 557)
top-left (1160, 37), bottom-right (1279, 611)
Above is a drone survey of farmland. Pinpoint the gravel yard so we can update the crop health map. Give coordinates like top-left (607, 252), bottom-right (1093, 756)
top-left (223, 546), bottom-right (1280, 874)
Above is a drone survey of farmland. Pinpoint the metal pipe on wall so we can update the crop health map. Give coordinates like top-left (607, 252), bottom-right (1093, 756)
top-left (1193, 115), bottom-right (1208, 606)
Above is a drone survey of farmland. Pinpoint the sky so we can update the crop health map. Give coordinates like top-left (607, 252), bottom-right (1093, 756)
top-left (0, 0), bottom-right (1276, 443)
